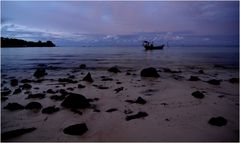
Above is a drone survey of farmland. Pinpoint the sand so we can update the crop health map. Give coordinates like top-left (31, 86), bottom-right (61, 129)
top-left (1, 64), bottom-right (239, 141)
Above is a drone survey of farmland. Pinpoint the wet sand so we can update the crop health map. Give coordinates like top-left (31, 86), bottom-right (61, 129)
top-left (1, 64), bottom-right (239, 141)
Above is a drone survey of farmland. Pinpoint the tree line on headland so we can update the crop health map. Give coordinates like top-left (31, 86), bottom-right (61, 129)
top-left (1, 37), bottom-right (56, 47)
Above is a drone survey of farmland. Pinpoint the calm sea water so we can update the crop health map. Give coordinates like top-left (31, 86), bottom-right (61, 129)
top-left (1, 46), bottom-right (239, 73)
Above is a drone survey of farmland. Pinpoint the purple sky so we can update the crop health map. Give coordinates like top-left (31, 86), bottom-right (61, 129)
top-left (1, 1), bottom-right (239, 46)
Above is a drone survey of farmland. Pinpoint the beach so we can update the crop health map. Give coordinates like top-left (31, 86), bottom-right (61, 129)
top-left (1, 46), bottom-right (239, 141)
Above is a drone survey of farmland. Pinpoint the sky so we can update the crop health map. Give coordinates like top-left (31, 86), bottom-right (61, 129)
top-left (1, 1), bottom-right (239, 47)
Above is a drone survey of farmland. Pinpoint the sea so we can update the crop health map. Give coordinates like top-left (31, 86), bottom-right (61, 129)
top-left (1, 46), bottom-right (239, 77)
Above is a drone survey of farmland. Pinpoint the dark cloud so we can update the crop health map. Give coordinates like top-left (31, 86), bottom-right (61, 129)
top-left (1, 1), bottom-right (239, 46)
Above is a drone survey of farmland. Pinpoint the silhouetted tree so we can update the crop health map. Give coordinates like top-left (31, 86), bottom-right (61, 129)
top-left (1, 37), bottom-right (56, 47)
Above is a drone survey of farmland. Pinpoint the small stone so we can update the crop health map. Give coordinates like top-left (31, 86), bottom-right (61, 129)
top-left (198, 70), bottom-right (204, 74)
top-left (34, 68), bottom-right (47, 78)
top-left (21, 79), bottom-right (32, 83)
top-left (4, 103), bottom-right (24, 111)
top-left (140, 67), bottom-right (159, 77)
top-left (207, 79), bottom-right (221, 85)
top-left (108, 66), bottom-right (121, 73)
top-left (106, 108), bottom-right (118, 112)
top-left (82, 72), bottom-right (93, 82)
top-left (42, 106), bottom-right (60, 114)
top-left (135, 97), bottom-right (147, 104)
top-left (114, 87), bottom-right (124, 93)
top-left (46, 89), bottom-right (57, 94)
top-left (79, 64), bottom-right (86, 69)
top-left (229, 78), bottom-right (239, 84)
top-left (93, 84), bottom-right (109, 89)
top-left (58, 78), bottom-right (78, 83)
top-left (13, 88), bottom-right (22, 94)
top-left (61, 93), bottom-right (90, 109)
top-left (1, 89), bottom-right (12, 96)
top-left (189, 76), bottom-right (200, 81)
top-left (50, 95), bottom-right (66, 101)
top-left (25, 102), bottom-right (42, 110)
top-left (78, 84), bottom-right (86, 88)
top-left (1, 127), bottom-right (36, 140)
top-left (21, 84), bottom-right (32, 90)
top-left (63, 123), bottom-right (88, 136)
top-left (126, 112), bottom-right (148, 121)
top-left (208, 116), bottom-right (227, 126)
top-left (191, 91), bottom-right (205, 99)
top-left (10, 79), bottom-right (18, 86)
top-left (26, 93), bottom-right (46, 99)
top-left (59, 89), bottom-right (69, 96)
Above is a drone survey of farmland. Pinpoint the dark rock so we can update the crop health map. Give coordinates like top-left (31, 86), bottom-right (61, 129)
top-left (1, 127), bottom-right (36, 140)
top-left (125, 97), bottom-right (146, 105)
top-left (126, 72), bottom-right (131, 75)
top-left (1, 96), bottom-right (8, 101)
top-left (135, 97), bottom-right (147, 104)
top-left (79, 64), bottom-right (86, 69)
top-left (126, 112), bottom-right (148, 121)
top-left (67, 87), bottom-right (74, 91)
top-left (13, 88), bottom-right (22, 94)
top-left (161, 103), bottom-right (168, 106)
top-left (101, 77), bottom-right (113, 81)
top-left (93, 84), bottom-right (109, 89)
top-left (58, 78), bottom-right (78, 83)
top-left (42, 106), bottom-right (60, 114)
top-left (21, 79), bottom-right (32, 83)
top-left (218, 95), bottom-right (224, 98)
top-left (116, 82), bottom-right (122, 84)
top-left (208, 116), bottom-right (227, 126)
top-left (24, 91), bottom-right (31, 94)
top-left (93, 109), bottom-right (101, 112)
top-left (63, 123), bottom-right (88, 136)
top-left (163, 68), bottom-right (172, 73)
top-left (192, 91), bottom-right (205, 99)
top-left (59, 89), bottom-right (69, 96)
top-left (208, 79), bottom-right (221, 85)
top-left (78, 84), bottom-right (86, 88)
top-left (108, 66), bottom-right (121, 73)
top-left (198, 70), bottom-right (204, 74)
top-left (50, 95), bottom-right (66, 101)
top-left (33, 68), bottom-right (47, 78)
top-left (82, 72), bottom-right (93, 82)
top-left (26, 93), bottom-right (46, 99)
top-left (1, 90), bottom-right (11, 96)
top-left (229, 78), bottom-right (239, 84)
top-left (25, 102), bottom-right (42, 110)
top-left (114, 87), bottom-right (124, 93)
top-left (21, 83), bottom-right (32, 90)
top-left (46, 89), bottom-right (57, 94)
top-left (68, 75), bottom-right (75, 79)
top-left (106, 108), bottom-right (118, 112)
top-left (61, 93), bottom-right (91, 109)
top-left (140, 67), bottom-right (159, 77)
top-left (70, 109), bottom-right (82, 115)
top-left (163, 68), bottom-right (181, 73)
top-left (214, 64), bottom-right (226, 68)
top-left (4, 103), bottom-right (24, 111)
top-left (10, 79), bottom-right (18, 86)
top-left (189, 76), bottom-right (200, 81)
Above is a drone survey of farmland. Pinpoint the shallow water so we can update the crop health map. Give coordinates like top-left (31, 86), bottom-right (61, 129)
top-left (1, 46), bottom-right (239, 73)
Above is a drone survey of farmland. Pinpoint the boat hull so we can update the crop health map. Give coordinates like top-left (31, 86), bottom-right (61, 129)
top-left (144, 44), bottom-right (165, 50)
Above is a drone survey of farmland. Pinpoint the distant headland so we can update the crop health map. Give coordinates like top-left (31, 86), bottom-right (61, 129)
top-left (1, 37), bottom-right (56, 47)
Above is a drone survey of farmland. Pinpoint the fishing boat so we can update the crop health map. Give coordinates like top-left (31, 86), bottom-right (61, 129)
top-left (143, 41), bottom-right (165, 50)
